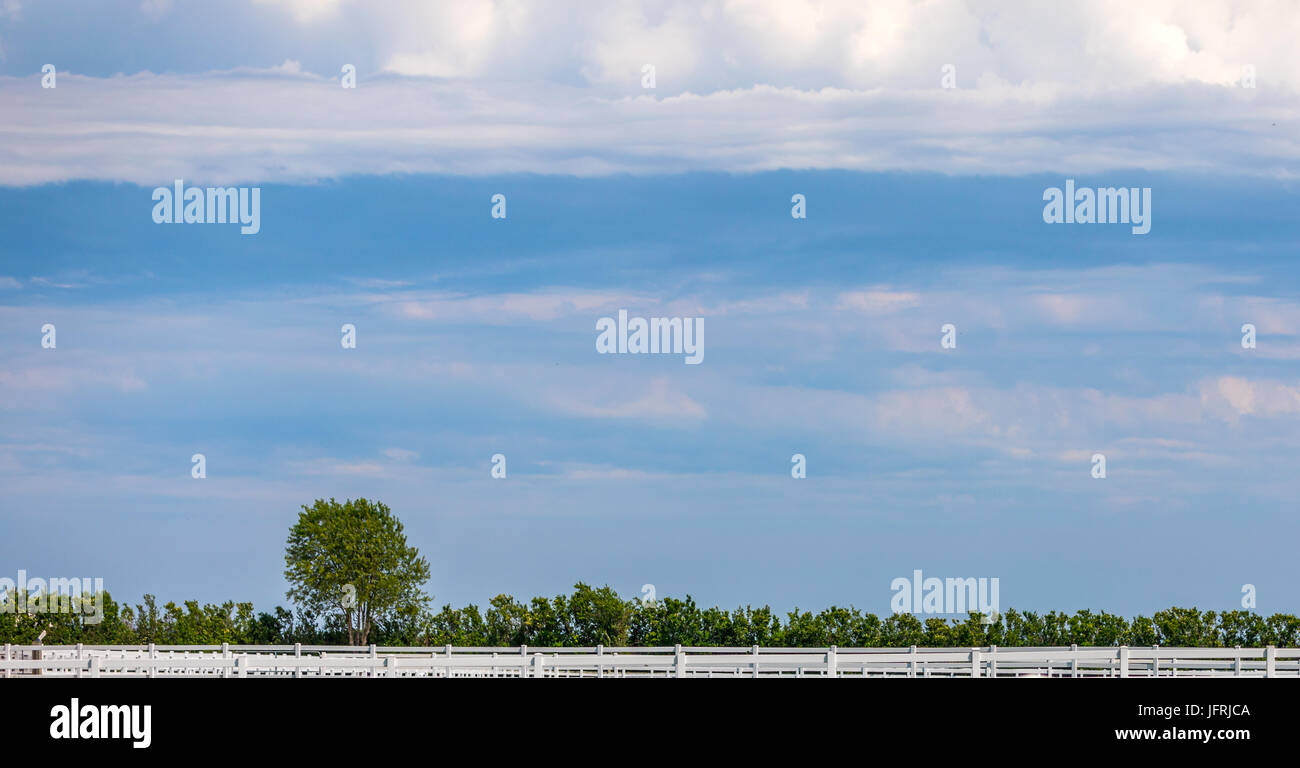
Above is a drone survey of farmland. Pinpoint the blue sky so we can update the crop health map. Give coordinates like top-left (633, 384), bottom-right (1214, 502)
top-left (3, 2), bottom-right (1300, 617)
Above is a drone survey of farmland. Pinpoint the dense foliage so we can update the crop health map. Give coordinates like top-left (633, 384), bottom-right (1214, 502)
top-left (283, 497), bottom-right (430, 645)
top-left (2, 584), bottom-right (1298, 648)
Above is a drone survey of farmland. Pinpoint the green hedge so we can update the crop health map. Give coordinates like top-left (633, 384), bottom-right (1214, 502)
top-left (3, 584), bottom-right (1297, 647)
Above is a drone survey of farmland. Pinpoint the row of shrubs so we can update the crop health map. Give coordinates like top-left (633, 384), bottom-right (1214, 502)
top-left (3, 584), bottom-right (1298, 647)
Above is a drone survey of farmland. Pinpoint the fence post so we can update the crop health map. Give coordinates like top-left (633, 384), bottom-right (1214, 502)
top-left (970, 648), bottom-right (981, 678)
top-left (988, 645), bottom-right (998, 678)
top-left (909, 645), bottom-right (918, 678)
top-left (1266, 645), bottom-right (1276, 678)
top-left (148, 643), bottom-right (157, 679)
top-left (385, 655), bottom-right (396, 678)
top-left (752, 645), bottom-right (760, 678)
top-left (674, 644), bottom-right (686, 678)
top-left (596, 644), bottom-right (604, 679)
top-left (294, 642), bottom-right (302, 679)
top-left (1118, 646), bottom-right (1129, 678)
top-left (3, 643), bottom-right (8, 679)
top-left (532, 653), bottom-right (545, 678)
top-left (1234, 645), bottom-right (1242, 677)
top-left (89, 655), bottom-right (100, 679)
top-left (826, 645), bottom-right (837, 678)
top-left (234, 654), bottom-right (245, 678)
top-left (1070, 643), bottom-right (1079, 678)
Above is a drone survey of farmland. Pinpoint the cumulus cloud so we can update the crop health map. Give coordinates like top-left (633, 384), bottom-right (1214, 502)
top-left (0, 0), bottom-right (1297, 184)
top-left (249, 0), bottom-right (1300, 93)
top-left (1201, 375), bottom-right (1300, 419)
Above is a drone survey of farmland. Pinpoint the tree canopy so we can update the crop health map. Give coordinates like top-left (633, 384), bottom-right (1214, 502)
top-left (283, 497), bottom-right (430, 645)
top-left (5, 585), bottom-right (1300, 649)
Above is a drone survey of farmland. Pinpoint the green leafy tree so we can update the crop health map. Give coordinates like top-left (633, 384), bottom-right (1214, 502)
top-left (568, 582), bottom-right (633, 646)
top-left (526, 596), bottom-right (568, 646)
top-left (882, 612), bottom-right (925, 647)
top-left (284, 497), bottom-right (430, 646)
top-left (485, 594), bottom-right (530, 646)
top-left (1152, 607), bottom-right (1218, 647)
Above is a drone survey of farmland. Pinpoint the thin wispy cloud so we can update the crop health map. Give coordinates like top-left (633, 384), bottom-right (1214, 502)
top-left (1, 71), bottom-right (1291, 185)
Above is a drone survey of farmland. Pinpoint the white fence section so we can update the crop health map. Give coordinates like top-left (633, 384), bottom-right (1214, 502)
top-left (2, 643), bottom-right (1297, 678)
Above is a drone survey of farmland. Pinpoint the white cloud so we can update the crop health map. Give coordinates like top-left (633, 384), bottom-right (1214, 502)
top-left (0, 364), bottom-right (147, 409)
top-left (557, 464), bottom-right (660, 481)
top-left (1032, 294), bottom-right (1094, 325)
top-left (248, 0), bottom-right (1300, 92)
top-left (139, 0), bottom-right (173, 21)
top-left (394, 291), bottom-right (640, 323)
top-left (873, 386), bottom-right (993, 435)
top-left (1201, 375), bottom-right (1300, 419)
top-left (836, 289), bottom-right (920, 315)
top-left (290, 457), bottom-right (394, 477)
top-left (253, 0), bottom-right (340, 23)
top-left (8, 263), bottom-right (1300, 485)
top-left (2, 0), bottom-right (1299, 185)
top-left (552, 377), bottom-right (707, 421)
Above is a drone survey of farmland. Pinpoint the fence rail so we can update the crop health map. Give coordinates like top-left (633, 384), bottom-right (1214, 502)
top-left (2, 643), bottom-right (1297, 678)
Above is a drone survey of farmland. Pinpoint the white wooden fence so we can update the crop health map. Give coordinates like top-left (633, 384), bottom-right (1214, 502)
top-left (2, 643), bottom-right (1297, 677)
